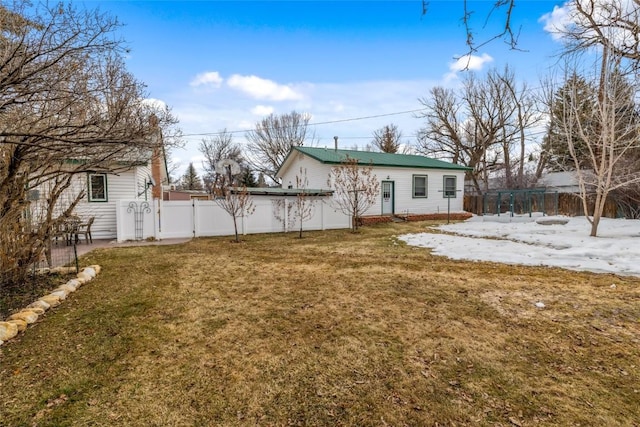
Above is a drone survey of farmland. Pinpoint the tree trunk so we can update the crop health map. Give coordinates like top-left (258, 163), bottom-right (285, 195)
top-left (232, 215), bottom-right (239, 242)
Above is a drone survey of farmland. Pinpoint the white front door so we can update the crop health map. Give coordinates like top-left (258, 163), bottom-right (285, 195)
top-left (382, 181), bottom-right (393, 215)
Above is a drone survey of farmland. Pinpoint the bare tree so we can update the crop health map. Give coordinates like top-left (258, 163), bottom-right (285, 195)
top-left (199, 129), bottom-right (244, 194)
top-left (371, 124), bottom-right (403, 153)
top-left (328, 156), bottom-right (380, 232)
top-left (554, 0), bottom-right (640, 64)
top-left (559, 50), bottom-right (640, 236)
top-left (416, 73), bottom-right (503, 193)
top-left (214, 183), bottom-right (255, 243)
top-left (421, 1), bottom-right (639, 70)
top-left (0, 1), bottom-right (180, 288)
top-left (422, 0), bottom-right (520, 56)
top-left (417, 67), bottom-right (542, 192)
top-left (546, 0), bottom-right (640, 234)
top-left (292, 168), bottom-right (317, 238)
top-left (415, 87), bottom-right (465, 164)
top-left (491, 66), bottom-right (543, 188)
top-left (245, 111), bottom-right (316, 185)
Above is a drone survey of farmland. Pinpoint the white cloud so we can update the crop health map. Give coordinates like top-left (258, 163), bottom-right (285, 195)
top-left (251, 105), bottom-right (274, 116)
top-left (142, 98), bottom-right (168, 109)
top-left (449, 53), bottom-right (494, 72)
top-left (539, 3), bottom-right (573, 41)
top-left (190, 71), bottom-right (224, 88)
top-left (540, 0), bottom-right (640, 46)
top-left (227, 74), bottom-right (304, 101)
top-left (170, 77), bottom-right (440, 164)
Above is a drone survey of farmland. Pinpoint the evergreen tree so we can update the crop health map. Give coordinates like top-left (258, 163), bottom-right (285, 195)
top-left (238, 167), bottom-right (258, 187)
top-left (544, 71), bottom-right (639, 171)
top-left (180, 163), bottom-right (204, 190)
top-left (543, 74), bottom-right (596, 171)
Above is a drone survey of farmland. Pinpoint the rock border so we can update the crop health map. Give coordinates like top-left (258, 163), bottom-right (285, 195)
top-left (0, 265), bottom-right (101, 345)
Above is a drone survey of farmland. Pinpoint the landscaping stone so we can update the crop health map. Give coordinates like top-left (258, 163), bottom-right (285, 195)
top-left (50, 266), bottom-right (77, 275)
top-left (77, 271), bottom-right (91, 283)
top-left (0, 322), bottom-right (19, 341)
top-left (1, 264), bottom-right (101, 345)
top-left (23, 306), bottom-right (45, 315)
top-left (8, 310), bottom-right (39, 324)
top-left (66, 279), bottom-right (81, 289)
top-left (55, 283), bottom-right (77, 294)
top-left (536, 217), bottom-right (570, 225)
top-left (7, 319), bottom-right (27, 332)
top-left (27, 300), bottom-right (50, 311)
top-left (49, 290), bottom-right (69, 300)
top-left (40, 294), bottom-right (62, 307)
top-left (82, 267), bottom-right (97, 278)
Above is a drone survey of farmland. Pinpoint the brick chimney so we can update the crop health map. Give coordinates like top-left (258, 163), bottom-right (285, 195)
top-left (149, 115), bottom-right (163, 200)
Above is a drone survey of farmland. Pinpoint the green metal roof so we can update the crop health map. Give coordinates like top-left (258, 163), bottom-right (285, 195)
top-left (286, 146), bottom-right (471, 171)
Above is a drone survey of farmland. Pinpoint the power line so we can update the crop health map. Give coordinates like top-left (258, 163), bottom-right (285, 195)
top-left (180, 108), bottom-right (428, 138)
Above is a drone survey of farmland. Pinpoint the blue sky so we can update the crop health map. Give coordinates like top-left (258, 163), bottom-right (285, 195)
top-left (81, 1), bottom-right (569, 177)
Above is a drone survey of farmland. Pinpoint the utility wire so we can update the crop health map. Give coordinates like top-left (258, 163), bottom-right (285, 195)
top-left (180, 108), bottom-right (428, 138)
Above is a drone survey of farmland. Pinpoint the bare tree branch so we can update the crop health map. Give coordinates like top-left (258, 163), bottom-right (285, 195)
top-left (328, 156), bottom-right (379, 232)
top-left (199, 129), bottom-right (244, 193)
top-left (371, 123), bottom-right (406, 153)
top-left (0, 1), bottom-right (181, 287)
top-left (245, 111), bottom-right (316, 185)
top-left (423, 0), bottom-right (521, 57)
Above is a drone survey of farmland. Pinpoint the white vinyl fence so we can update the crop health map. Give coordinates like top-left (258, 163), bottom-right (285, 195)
top-left (116, 195), bottom-right (351, 242)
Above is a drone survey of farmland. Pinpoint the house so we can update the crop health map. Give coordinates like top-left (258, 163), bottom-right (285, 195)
top-left (58, 146), bottom-right (169, 240)
top-left (537, 171), bottom-right (583, 193)
top-left (163, 188), bottom-right (211, 201)
top-left (276, 147), bottom-right (471, 217)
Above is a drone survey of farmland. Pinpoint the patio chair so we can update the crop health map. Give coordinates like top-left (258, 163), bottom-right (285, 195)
top-left (52, 221), bottom-right (69, 246)
top-left (76, 216), bottom-right (94, 244)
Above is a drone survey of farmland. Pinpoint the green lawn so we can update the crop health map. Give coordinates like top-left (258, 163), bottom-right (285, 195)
top-left (1, 221), bottom-right (639, 426)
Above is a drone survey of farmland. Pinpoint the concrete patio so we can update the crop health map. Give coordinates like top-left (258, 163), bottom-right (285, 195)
top-left (46, 237), bottom-right (192, 269)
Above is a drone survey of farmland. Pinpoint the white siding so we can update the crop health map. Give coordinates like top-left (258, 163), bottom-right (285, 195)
top-left (75, 167), bottom-right (150, 239)
top-left (280, 152), bottom-right (332, 190)
top-left (372, 167), bottom-right (465, 216)
top-left (279, 153), bottom-right (466, 216)
top-left (28, 163), bottom-right (156, 241)
top-left (135, 165), bottom-right (153, 196)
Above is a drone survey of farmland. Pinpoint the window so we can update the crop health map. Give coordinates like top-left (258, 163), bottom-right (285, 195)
top-left (413, 175), bottom-right (428, 198)
top-left (88, 174), bottom-right (107, 202)
top-left (443, 175), bottom-right (457, 198)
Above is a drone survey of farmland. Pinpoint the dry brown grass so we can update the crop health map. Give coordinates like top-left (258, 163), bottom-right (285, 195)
top-left (1, 221), bottom-right (639, 426)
